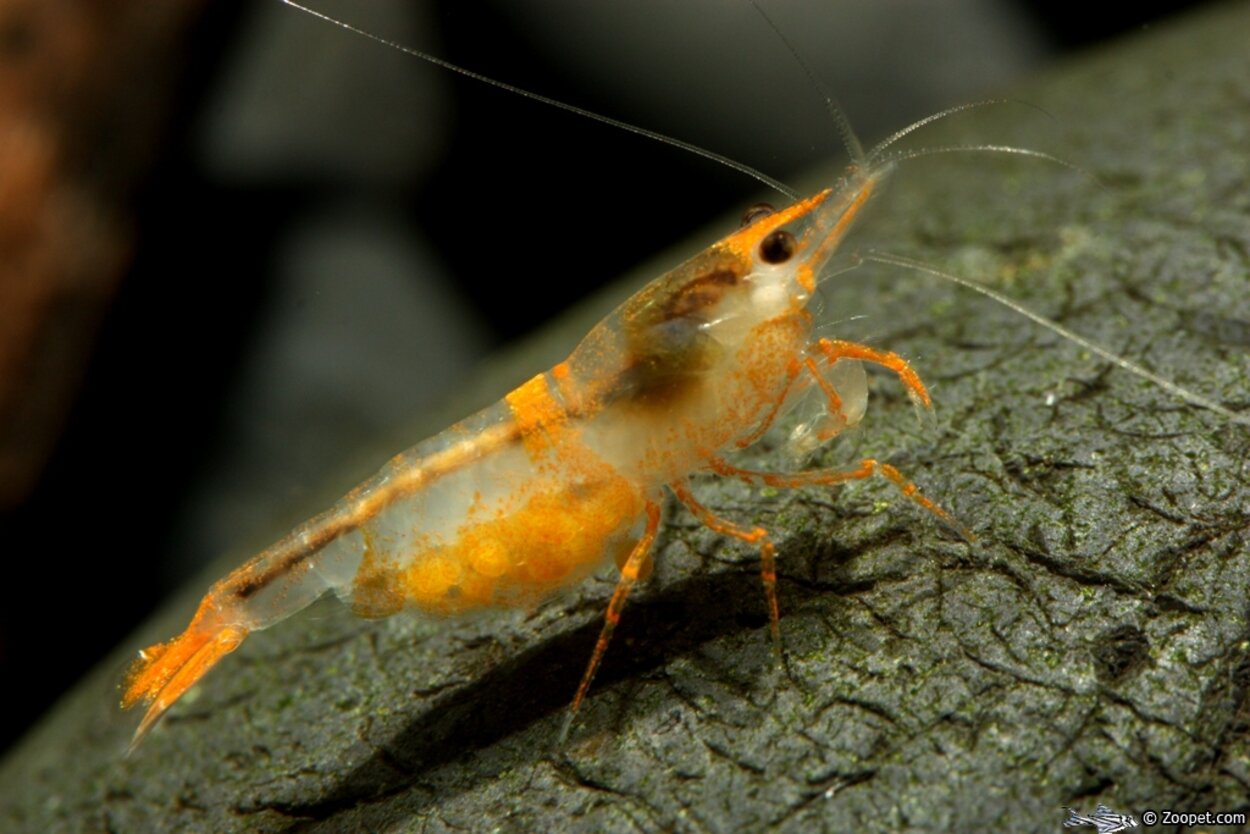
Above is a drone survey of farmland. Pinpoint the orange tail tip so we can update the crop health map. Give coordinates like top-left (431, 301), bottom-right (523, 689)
top-left (122, 623), bottom-right (248, 751)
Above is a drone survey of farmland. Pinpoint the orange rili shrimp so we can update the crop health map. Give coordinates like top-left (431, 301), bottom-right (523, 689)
top-left (122, 3), bottom-right (1247, 751)
top-left (122, 146), bottom-right (950, 746)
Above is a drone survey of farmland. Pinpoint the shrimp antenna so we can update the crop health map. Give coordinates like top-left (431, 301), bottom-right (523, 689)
top-left (868, 100), bottom-right (1012, 160)
top-left (279, 0), bottom-right (799, 200)
top-left (879, 144), bottom-right (1093, 179)
top-left (863, 251), bottom-right (1250, 426)
top-left (748, 0), bottom-right (866, 165)
top-left (865, 101), bottom-right (1100, 184)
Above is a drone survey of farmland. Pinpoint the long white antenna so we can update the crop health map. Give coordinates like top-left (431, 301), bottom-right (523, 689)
top-left (864, 251), bottom-right (1249, 426)
top-left (748, 0), bottom-right (865, 165)
top-left (280, 1), bottom-right (798, 200)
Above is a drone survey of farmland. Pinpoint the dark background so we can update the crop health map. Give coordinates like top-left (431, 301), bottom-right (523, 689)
top-left (0, 0), bottom-right (1224, 756)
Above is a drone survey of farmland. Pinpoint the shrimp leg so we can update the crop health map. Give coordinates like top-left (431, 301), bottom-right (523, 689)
top-left (670, 456), bottom-right (967, 673)
top-left (707, 456), bottom-right (973, 541)
top-left (811, 337), bottom-right (931, 409)
top-left (670, 479), bottom-right (782, 650)
top-left (779, 338), bottom-right (929, 453)
top-left (734, 334), bottom-right (924, 453)
top-left (560, 499), bottom-right (663, 742)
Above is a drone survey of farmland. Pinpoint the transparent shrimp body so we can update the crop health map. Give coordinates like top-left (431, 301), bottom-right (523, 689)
top-left (123, 170), bottom-right (936, 746)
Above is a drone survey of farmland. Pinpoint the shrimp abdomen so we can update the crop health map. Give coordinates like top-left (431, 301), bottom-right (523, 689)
top-left (353, 374), bottom-right (650, 616)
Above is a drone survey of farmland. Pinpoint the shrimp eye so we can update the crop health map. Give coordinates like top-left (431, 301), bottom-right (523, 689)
top-left (740, 202), bottom-right (776, 228)
top-left (759, 229), bottom-right (796, 264)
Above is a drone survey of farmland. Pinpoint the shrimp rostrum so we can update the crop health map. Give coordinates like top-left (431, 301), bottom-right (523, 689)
top-left (122, 154), bottom-right (966, 748)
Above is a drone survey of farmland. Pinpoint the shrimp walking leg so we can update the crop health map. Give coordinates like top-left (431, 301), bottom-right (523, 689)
top-left (561, 499), bottom-right (663, 742)
top-left (812, 337), bottom-right (932, 409)
top-left (670, 479), bottom-right (783, 650)
top-left (707, 457), bottom-right (974, 542)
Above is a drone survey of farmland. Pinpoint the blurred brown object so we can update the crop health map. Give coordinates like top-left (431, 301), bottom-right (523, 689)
top-left (0, 0), bottom-right (206, 508)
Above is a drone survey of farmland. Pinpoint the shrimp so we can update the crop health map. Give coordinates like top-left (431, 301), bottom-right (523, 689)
top-left (121, 2), bottom-right (1247, 752)
top-left (120, 155), bottom-right (953, 745)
